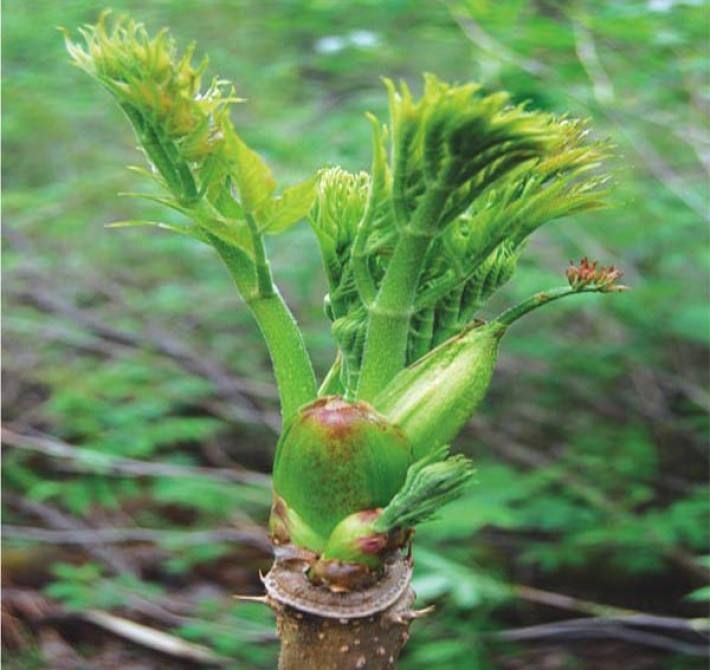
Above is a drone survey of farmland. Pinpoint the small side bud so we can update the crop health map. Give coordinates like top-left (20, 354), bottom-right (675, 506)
top-left (309, 558), bottom-right (381, 593)
top-left (321, 509), bottom-right (388, 566)
top-left (566, 257), bottom-right (625, 292)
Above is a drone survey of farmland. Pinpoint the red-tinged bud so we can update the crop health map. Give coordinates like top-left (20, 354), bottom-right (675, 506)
top-left (309, 507), bottom-right (414, 591)
top-left (308, 558), bottom-right (381, 592)
top-left (567, 257), bottom-right (623, 291)
top-left (271, 397), bottom-right (412, 553)
top-left (322, 509), bottom-right (387, 564)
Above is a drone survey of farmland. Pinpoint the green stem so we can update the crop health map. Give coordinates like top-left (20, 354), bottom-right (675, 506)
top-left (246, 213), bottom-right (276, 298)
top-left (351, 237), bottom-right (376, 306)
top-left (318, 352), bottom-right (343, 396)
top-left (205, 232), bottom-right (256, 294)
top-left (122, 101), bottom-right (198, 206)
top-left (351, 115), bottom-right (388, 306)
top-left (494, 285), bottom-right (618, 329)
top-left (357, 228), bottom-right (432, 400)
top-left (209, 232), bottom-right (317, 423)
top-left (246, 290), bottom-right (317, 421)
top-left (345, 323), bottom-right (367, 401)
top-left (357, 185), bottom-right (448, 400)
top-left (325, 261), bottom-right (348, 318)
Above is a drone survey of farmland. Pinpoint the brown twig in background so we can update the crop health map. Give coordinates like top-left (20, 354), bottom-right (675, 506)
top-left (9, 280), bottom-right (281, 431)
top-left (491, 616), bottom-right (710, 657)
top-left (2, 524), bottom-right (271, 552)
top-left (513, 584), bottom-right (710, 634)
top-left (78, 609), bottom-right (229, 666)
top-left (2, 426), bottom-right (271, 487)
top-left (3, 493), bottom-right (136, 576)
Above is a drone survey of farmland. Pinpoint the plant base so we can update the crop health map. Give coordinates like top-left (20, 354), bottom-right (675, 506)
top-left (264, 554), bottom-right (417, 670)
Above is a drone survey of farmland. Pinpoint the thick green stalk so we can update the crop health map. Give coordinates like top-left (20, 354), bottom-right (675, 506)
top-left (357, 228), bottom-right (431, 399)
top-left (245, 291), bottom-right (317, 421)
top-left (211, 234), bottom-right (317, 422)
top-left (358, 183), bottom-right (450, 400)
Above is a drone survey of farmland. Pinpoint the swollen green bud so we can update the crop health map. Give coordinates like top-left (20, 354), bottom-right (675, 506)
top-left (374, 321), bottom-right (505, 459)
top-left (269, 492), bottom-right (326, 552)
top-left (271, 397), bottom-right (412, 552)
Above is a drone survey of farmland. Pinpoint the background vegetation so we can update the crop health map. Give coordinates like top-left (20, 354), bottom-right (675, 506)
top-left (3, 1), bottom-right (708, 668)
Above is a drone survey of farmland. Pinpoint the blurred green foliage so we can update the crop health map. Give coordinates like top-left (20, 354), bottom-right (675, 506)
top-left (3, 1), bottom-right (708, 669)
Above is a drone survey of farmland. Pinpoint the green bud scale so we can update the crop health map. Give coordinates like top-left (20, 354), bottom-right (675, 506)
top-left (375, 320), bottom-right (505, 459)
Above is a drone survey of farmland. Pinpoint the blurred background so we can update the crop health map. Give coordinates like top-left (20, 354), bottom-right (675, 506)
top-left (3, 1), bottom-right (708, 668)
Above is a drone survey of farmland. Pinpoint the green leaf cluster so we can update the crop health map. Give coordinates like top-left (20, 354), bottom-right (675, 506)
top-left (65, 14), bottom-right (319, 421)
top-left (310, 76), bottom-right (609, 399)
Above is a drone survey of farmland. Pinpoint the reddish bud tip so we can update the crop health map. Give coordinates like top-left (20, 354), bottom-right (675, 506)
top-left (357, 533), bottom-right (388, 555)
top-left (300, 396), bottom-right (388, 440)
top-left (566, 257), bottom-right (624, 291)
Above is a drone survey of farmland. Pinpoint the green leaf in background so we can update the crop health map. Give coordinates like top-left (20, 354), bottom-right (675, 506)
top-left (686, 586), bottom-right (710, 603)
top-left (413, 547), bottom-right (510, 609)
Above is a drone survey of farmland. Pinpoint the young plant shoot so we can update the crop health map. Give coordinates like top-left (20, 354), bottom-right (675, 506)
top-left (66, 14), bottom-right (625, 668)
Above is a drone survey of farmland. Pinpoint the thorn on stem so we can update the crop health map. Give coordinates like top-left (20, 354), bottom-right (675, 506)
top-left (232, 594), bottom-right (269, 604)
top-left (388, 605), bottom-right (436, 623)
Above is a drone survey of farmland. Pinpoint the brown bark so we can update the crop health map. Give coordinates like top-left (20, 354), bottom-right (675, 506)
top-left (264, 554), bottom-right (418, 670)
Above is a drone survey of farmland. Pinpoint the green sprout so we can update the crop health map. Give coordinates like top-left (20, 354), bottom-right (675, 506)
top-left (65, 14), bottom-right (625, 592)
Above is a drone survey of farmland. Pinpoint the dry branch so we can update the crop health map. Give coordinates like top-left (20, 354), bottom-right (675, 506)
top-left (2, 426), bottom-right (271, 487)
top-left (10, 280), bottom-right (280, 430)
top-left (492, 616), bottom-right (710, 657)
top-left (80, 609), bottom-right (229, 666)
top-left (3, 524), bottom-right (271, 552)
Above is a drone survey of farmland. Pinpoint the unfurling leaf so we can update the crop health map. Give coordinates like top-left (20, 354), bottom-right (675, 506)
top-left (257, 174), bottom-right (319, 234)
top-left (225, 128), bottom-right (277, 213)
top-left (374, 445), bottom-right (475, 532)
top-left (63, 12), bottom-right (241, 204)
